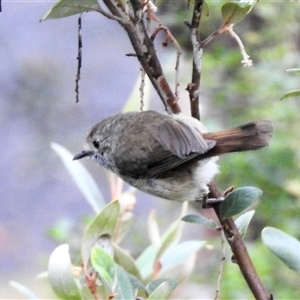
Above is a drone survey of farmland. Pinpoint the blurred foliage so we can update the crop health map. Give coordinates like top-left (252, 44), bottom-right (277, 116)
top-left (25, 153), bottom-right (207, 299)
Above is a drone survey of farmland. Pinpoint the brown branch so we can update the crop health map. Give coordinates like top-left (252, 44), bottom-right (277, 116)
top-left (102, 0), bottom-right (181, 113)
top-left (186, 0), bottom-right (204, 121)
top-left (214, 228), bottom-right (226, 300)
top-left (139, 68), bottom-right (146, 111)
top-left (208, 182), bottom-right (272, 300)
top-left (150, 24), bottom-right (182, 99)
top-left (75, 13), bottom-right (82, 103)
top-left (84, 268), bottom-right (101, 300)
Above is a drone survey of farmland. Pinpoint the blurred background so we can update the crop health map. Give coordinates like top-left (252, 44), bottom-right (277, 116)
top-left (1, 1), bottom-right (300, 298)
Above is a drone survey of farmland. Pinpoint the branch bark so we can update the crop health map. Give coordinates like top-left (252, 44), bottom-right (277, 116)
top-left (186, 0), bottom-right (204, 121)
top-left (102, 0), bottom-right (181, 113)
top-left (208, 182), bottom-right (272, 300)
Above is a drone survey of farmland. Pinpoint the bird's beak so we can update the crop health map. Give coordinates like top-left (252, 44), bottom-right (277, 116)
top-left (73, 150), bottom-right (94, 160)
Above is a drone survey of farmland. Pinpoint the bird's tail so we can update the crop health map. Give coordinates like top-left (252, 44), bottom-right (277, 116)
top-left (202, 120), bottom-right (273, 157)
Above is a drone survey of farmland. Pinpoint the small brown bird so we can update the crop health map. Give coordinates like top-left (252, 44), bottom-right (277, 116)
top-left (73, 111), bottom-right (273, 202)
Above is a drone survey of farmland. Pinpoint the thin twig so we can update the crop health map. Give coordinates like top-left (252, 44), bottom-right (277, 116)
top-left (214, 229), bottom-right (226, 300)
top-left (124, 0), bottom-right (130, 17)
top-left (139, 68), bottom-right (146, 111)
top-left (144, 0), bottom-right (160, 26)
top-left (101, 0), bottom-right (179, 112)
top-left (143, 0), bottom-right (152, 31)
top-left (201, 28), bottom-right (222, 48)
top-left (96, 2), bottom-right (126, 23)
top-left (226, 25), bottom-right (253, 67)
top-left (187, 0), bottom-right (204, 121)
top-left (75, 13), bottom-right (82, 103)
top-left (150, 24), bottom-right (182, 100)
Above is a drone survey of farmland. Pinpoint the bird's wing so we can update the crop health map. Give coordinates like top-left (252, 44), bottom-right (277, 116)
top-left (155, 118), bottom-right (215, 158)
top-left (144, 119), bottom-right (214, 174)
top-left (116, 114), bottom-right (216, 178)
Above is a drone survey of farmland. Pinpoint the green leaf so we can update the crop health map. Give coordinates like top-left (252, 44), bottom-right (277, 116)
top-left (9, 281), bottom-right (40, 300)
top-left (48, 244), bottom-right (82, 300)
top-left (159, 240), bottom-right (206, 275)
top-left (221, 2), bottom-right (252, 25)
top-left (135, 244), bottom-right (156, 280)
top-left (91, 247), bottom-right (135, 299)
top-left (286, 68), bottom-right (300, 73)
top-left (181, 213), bottom-right (218, 229)
top-left (35, 272), bottom-right (48, 280)
top-left (47, 218), bottom-right (74, 242)
top-left (147, 210), bottom-right (161, 248)
top-left (41, 0), bottom-right (101, 21)
top-left (146, 278), bottom-right (177, 295)
top-left (220, 187), bottom-right (262, 219)
top-left (113, 243), bottom-right (142, 280)
top-left (127, 273), bottom-right (147, 292)
top-left (114, 266), bottom-right (135, 300)
top-left (155, 202), bottom-right (188, 263)
top-left (51, 143), bottom-right (105, 214)
top-left (280, 89), bottom-right (300, 100)
top-left (235, 210), bottom-right (255, 238)
top-left (91, 246), bottom-right (116, 288)
top-left (82, 201), bottom-right (120, 265)
top-left (136, 203), bottom-right (188, 280)
top-left (202, 1), bottom-right (209, 17)
top-left (147, 281), bottom-right (174, 300)
top-left (112, 189), bottom-right (136, 244)
top-left (262, 227), bottom-right (300, 273)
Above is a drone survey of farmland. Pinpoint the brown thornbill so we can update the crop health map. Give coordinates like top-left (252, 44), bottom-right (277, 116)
top-left (73, 111), bottom-right (273, 202)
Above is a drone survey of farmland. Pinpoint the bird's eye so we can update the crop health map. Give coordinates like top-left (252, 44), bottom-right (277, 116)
top-left (93, 140), bottom-right (100, 149)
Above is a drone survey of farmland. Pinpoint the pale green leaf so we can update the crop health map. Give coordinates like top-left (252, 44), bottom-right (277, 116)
top-left (81, 201), bottom-right (120, 265)
top-left (221, 2), bottom-right (252, 25)
top-left (135, 244), bottom-right (156, 280)
top-left (48, 244), bottom-right (82, 300)
top-left (35, 272), bottom-right (48, 280)
top-left (280, 89), bottom-right (300, 100)
top-left (155, 202), bottom-right (188, 263)
top-left (91, 246), bottom-right (116, 288)
top-left (220, 186), bottom-right (262, 219)
top-left (147, 210), bottom-right (161, 248)
top-left (136, 203), bottom-right (188, 280)
top-left (113, 243), bottom-right (142, 280)
top-left (146, 278), bottom-right (177, 295)
top-left (202, 1), bottom-right (209, 17)
top-left (114, 266), bottom-right (135, 300)
top-left (262, 227), bottom-right (300, 273)
top-left (235, 210), bottom-right (255, 238)
top-left (181, 213), bottom-right (218, 229)
top-left (112, 189), bottom-right (136, 244)
top-left (127, 273), bottom-right (147, 292)
top-left (91, 247), bottom-right (135, 299)
top-left (286, 68), bottom-right (300, 73)
top-left (41, 0), bottom-right (101, 21)
top-left (51, 143), bottom-right (105, 214)
top-left (9, 281), bottom-right (40, 300)
top-left (147, 281), bottom-right (174, 300)
top-left (159, 240), bottom-right (206, 274)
